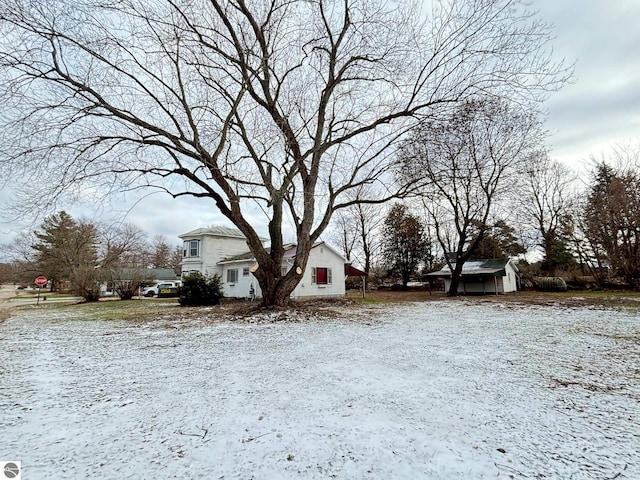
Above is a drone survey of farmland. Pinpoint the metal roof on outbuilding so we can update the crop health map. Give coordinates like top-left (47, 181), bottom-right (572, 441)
top-left (426, 258), bottom-right (518, 278)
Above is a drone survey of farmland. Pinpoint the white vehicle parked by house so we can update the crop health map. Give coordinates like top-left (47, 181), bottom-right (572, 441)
top-left (141, 282), bottom-right (179, 297)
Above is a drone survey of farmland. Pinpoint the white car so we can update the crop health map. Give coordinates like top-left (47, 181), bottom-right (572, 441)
top-left (141, 282), bottom-right (179, 297)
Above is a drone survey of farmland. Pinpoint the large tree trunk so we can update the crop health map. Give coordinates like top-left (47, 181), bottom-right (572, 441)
top-left (252, 263), bottom-right (308, 308)
top-left (258, 275), bottom-right (298, 308)
top-left (248, 230), bottom-right (310, 308)
top-left (541, 230), bottom-right (556, 274)
top-left (447, 261), bottom-right (465, 296)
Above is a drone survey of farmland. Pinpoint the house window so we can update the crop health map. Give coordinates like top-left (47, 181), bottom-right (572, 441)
top-left (183, 239), bottom-right (200, 258)
top-left (227, 269), bottom-right (238, 284)
top-left (243, 267), bottom-right (250, 277)
top-left (312, 267), bottom-right (332, 285)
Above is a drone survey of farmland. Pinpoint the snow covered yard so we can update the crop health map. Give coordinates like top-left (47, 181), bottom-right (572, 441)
top-left (1, 301), bottom-right (638, 479)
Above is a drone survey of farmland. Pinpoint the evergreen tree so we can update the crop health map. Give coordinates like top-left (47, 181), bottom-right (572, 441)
top-left (32, 211), bottom-right (98, 292)
top-left (468, 220), bottom-right (525, 260)
top-left (382, 204), bottom-right (432, 287)
top-left (584, 162), bottom-right (640, 287)
top-left (178, 272), bottom-right (223, 306)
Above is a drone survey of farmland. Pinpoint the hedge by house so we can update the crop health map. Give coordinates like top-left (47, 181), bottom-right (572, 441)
top-left (178, 272), bottom-right (223, 306)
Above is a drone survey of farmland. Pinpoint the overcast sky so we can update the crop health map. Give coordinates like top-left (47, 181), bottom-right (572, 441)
top-left (1, 0), bottom-right (639, 255)
top-left (536, 0), bottom-right (640, 166)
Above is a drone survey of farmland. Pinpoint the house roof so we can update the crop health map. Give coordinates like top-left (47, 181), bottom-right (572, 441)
top-left (311, 242), bottom-right (348, 262)
top-left (179, 226), bottom-right (246, 239)
top-left (216, 241), bottom-right (347, 265)
top-left (217, 251), bottom-right (258, 264)
top-left (216, 244), bottom-right (294, 265)
top-left (426, 258), bottom-right (518, 278)
top-left (114, 268), bottom-right (179, 281)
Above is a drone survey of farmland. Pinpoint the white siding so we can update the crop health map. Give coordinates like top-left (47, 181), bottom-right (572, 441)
top-left (502, 264), bottom-right (519, 293)
top-left (218, 244), bottom-right (346, 299)
top-left (291, 244), bottom-right (345, 298)
top-left (221, 261), bottom-right (262, 298)
top-left (203, 236), bottom-right (248, 271)
top-left (180, 234), bottom-right (249, 279)
top-left (457, 280), bottom-right (491, 294)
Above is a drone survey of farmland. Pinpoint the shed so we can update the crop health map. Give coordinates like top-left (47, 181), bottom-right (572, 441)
top-left (427, 258), bottom-right (520, 294)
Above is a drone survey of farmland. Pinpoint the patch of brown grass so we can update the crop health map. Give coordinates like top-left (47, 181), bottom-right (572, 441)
top-left (4, 287), bottom-right (639, 326)
top-left (346, 288), bottom-right (447, 304)
top-left (348, 288), bottom-right (640, 310)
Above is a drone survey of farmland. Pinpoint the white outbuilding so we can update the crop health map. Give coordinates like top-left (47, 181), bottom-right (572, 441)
top-left (427, 258), bottom-right (520, 294)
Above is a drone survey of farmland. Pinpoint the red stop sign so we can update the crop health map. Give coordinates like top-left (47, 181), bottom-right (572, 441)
top-left (35, 276), bottom-right (48, 287)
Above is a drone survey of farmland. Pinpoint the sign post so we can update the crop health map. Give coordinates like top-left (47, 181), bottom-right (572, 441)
top-left (35, 276), bottom-right (47, 305)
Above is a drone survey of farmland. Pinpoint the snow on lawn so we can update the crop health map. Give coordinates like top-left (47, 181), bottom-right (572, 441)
top-left (1, 301), bottom-right (639, 479)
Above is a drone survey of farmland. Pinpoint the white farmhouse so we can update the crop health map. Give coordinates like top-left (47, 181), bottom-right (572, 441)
top-left (179, 226), bottom-right (351, 299)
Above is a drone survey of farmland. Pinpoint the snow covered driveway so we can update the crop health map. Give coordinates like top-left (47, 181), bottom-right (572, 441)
top-left (1, 301), bottom-right (638, 479)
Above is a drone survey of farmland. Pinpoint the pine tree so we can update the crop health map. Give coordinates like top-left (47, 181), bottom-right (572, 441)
top-left (32, 212), bottom-right (98, 292)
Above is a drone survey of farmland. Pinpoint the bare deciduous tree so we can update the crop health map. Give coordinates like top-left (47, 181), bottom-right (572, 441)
top-left (353, 201), bottom-right (385, 275)
top-left (520, 152), bottom-right (577, 274)
top-left (170, 244), bottom-right (184, 276)
top-left (98, 223), bottom-right (153, 299)
top-left (329, 209), bottom-right (360, 264)
top-left (100, 223), bottom-right (149, 269)
top-left (109, 268), bottom-right (153, 300)
top-left (328, 186), bottom-right (385, 274)
top-left (0, 0), bottom-right (567, 306)
top-left (150, 235), bottom-right (172, 269)
top-left (401, 98), bottom-right (542, 295)
top-left (4, 233), bottom-right (38, 271)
